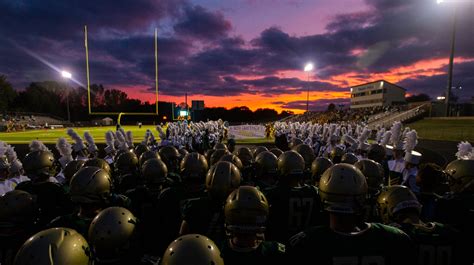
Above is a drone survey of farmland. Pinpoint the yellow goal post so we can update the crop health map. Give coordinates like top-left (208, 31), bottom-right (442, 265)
top-left (84, 25), bottom-right (159, 125)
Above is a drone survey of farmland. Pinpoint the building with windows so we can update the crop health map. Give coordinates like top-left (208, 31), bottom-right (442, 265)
top-left (191, 100), bottom-right (205, 121)
top-left (192, 100), bottom-right (205, 110)
top-left (350, 80), bottom-right (406, 109)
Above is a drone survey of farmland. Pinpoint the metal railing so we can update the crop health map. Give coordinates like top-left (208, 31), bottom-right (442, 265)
top-left (368, 104), bottom-right (428, 129)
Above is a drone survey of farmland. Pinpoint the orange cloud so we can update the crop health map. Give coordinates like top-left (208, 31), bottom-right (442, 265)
top-left (114, 56), bottom-right (474, 115)
top-left (326, 56), bottom-right (474, 87)
top-left (160, 91), bottom-right (349, 114)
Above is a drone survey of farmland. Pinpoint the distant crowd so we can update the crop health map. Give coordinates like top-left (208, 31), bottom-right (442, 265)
top-left (284, 106), bottom-right (402, 124)
top-left (1, 113), bottom-right (65, 132)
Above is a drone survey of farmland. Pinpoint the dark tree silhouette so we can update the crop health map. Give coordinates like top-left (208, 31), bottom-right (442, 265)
top-left (2, 77), bottom-right (290, 123)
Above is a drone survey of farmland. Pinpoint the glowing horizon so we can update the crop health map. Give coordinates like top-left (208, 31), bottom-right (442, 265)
top-left (109, 56), bottom-right (473, 114)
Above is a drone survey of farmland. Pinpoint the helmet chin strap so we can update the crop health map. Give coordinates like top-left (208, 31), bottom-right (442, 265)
top-left (460, 177), bottom-right (474, 193)
top-left (229, 236), bottom-right (262, 252)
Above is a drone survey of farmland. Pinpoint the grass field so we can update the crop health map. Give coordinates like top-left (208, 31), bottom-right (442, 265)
top-left (1, 118), bottom-right (472, 144)
top-left (0, 126), bottom-right (153, 144)
top-left (0, 125), bottom-right (273, 145)
top-left (407, 119), bottom-right (474, 142)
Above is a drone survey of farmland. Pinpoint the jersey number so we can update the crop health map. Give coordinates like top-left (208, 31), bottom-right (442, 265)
top-left (333, 256), bottom-right (384, 265)
top-left (418, 245), bottom-right (452, 265)
top-left (288, 198), bottom-right (314, 229)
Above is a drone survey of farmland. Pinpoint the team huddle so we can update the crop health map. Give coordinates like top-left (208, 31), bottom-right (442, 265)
top-left (0, 119), bottom-right (473, 265)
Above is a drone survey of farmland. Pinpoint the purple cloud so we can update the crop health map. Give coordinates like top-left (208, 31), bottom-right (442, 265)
top-left (1, 0), bottom-right (473, 107)
top-left (174, 5), bottom-right (232, 40)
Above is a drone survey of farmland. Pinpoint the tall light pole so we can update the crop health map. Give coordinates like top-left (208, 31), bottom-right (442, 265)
top-left (438, 0), bottom-right (459, 117)
top-left (304, 62), bottom-right (314, 113)
top-left (61, 70), bottom-right (72, 122)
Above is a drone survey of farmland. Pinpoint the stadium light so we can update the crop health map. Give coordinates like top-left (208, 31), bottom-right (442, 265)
top-left (61, 71), bottom-right (72, 79)
top-left (437, 96), bottom-right (446, 100)
top-left (61, 70), bottom-right (72, 123)
top-left (435, 0), bottom-right (470, 116)
top-left (304, 62), bottom-right (314, 113)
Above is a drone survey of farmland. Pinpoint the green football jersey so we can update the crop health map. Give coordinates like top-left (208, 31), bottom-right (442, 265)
top-left (0, 229), bottom-right (37, 265)
top-left (289, 223), bottom-right (416, 265)
top-left (253, 178), bottom-right (275, 191)
top-left (155, 185), bottom-right (207, 254)
top-left (48, 213), bottom-right (93, 240)
top-left (181, 195), bottom-right (226, 244)
top-left (15, 181), bottom-right (73, 226)
top-left (396, 222), bottom-right (469, 265)
top-left (264, 184), bottom-right (325, 244)
top-left (435, 193), bottom-right (474, 236)
top-left (220, 240), bottom-right (286, 265)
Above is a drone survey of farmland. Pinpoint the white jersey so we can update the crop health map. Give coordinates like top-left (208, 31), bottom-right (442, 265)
top-left (8, 175), bottom-right (29, 190)
top-left (77, 156), bottom-right (89, 162)
top-left (388, 159), bottom-right (405, 173)
top-left (0, 180), bottom-right (14, 196)
top-left (9, 175), bottom-right (30, 186)
top-left (55, 171), bottom-right (66, 184)
top-left (105, 156), bottom-right (114, 165)
top-left (48, 177), bottom-right (59, 183)
top-left (321, 144), bottom-right (334, 158)
top-left (402, 167), bottom-right (419, 194)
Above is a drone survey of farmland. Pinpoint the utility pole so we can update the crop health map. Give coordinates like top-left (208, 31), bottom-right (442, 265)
top-left (445, 5), bottom-right (457, 117)
top-left (306, 71), bottom-right (310, 113)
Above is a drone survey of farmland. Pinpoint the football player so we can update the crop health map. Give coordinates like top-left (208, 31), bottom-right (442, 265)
top-left (179, 161), bottom-right (241, 244)
top-left (435, 157), bottom-right (474, 243)
top-left (377, 185), bottom-right (467, 264)
top-left (161, 234), bottom-right (224, 265)
top-left (220, 186), bottom-right (286, 265)
top-left (14, 227), bottom-right (91, 265)
top-left (0, 190), bottom-right (38, 265)
top-left (289, 164), bottom-right (415, 265)
top-left (264, 150), bottom-right (324, 244)
top-left (49, 166), bottom-right (114, 238)
top-left (16, 149), bottom-right (72, 227)
top-left (88, 207), bottom-right (145, 265)
top-left (156, 152), bottom-right (209, 253)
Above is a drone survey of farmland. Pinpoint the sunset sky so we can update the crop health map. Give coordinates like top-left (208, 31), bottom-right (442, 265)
top-left (1, 0), bottom-right (473, 113)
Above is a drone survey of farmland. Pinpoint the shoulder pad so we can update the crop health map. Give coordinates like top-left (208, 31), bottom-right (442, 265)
top-left (374, 223), bottom-right (410, 237)
top-left (276, 242), bottom-right (286, 253)
top-left (157, 187), bottom-right (173, 199)
top-left (288, 231), bottom-right (307, 247)
top-left (110, 193), bottom-right (132, 208)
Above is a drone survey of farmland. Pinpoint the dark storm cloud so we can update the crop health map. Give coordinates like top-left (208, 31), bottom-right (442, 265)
top-left (1, 0), bottom-right (473, 104)
top-left (0, 0), bottom-right (189, 88)
top-left (0, 0), bottom-right (184, 39)
top-left (240, 76), bottom-right (342, 95)
top-left (325, 11), bottom-right (378, 33)
top-left (157, 74), bottom-right (249, 97)
top-left (326, 0), bottom-right (474, 73)
top-left (365, 0), bottom-right (411, 10)
top-left (249, 27), bottom-right (360, 77)
top-left (248, 0), bottom-right (473, 76)
top-left (174, 5), bottom-right (232, 40)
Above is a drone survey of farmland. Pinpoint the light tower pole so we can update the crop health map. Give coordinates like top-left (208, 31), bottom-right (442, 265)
top-left (61, 70), bottom-right (72, 122)
top-left (445, 5), bottom-right (457, 117)
top-left (438, 0), bottom-right (461, 117)
top-left (304, 62), bottom-right (314, 113)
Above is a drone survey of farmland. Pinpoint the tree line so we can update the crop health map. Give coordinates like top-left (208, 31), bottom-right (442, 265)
top-left (0, 75), bottom-right (292, 123)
